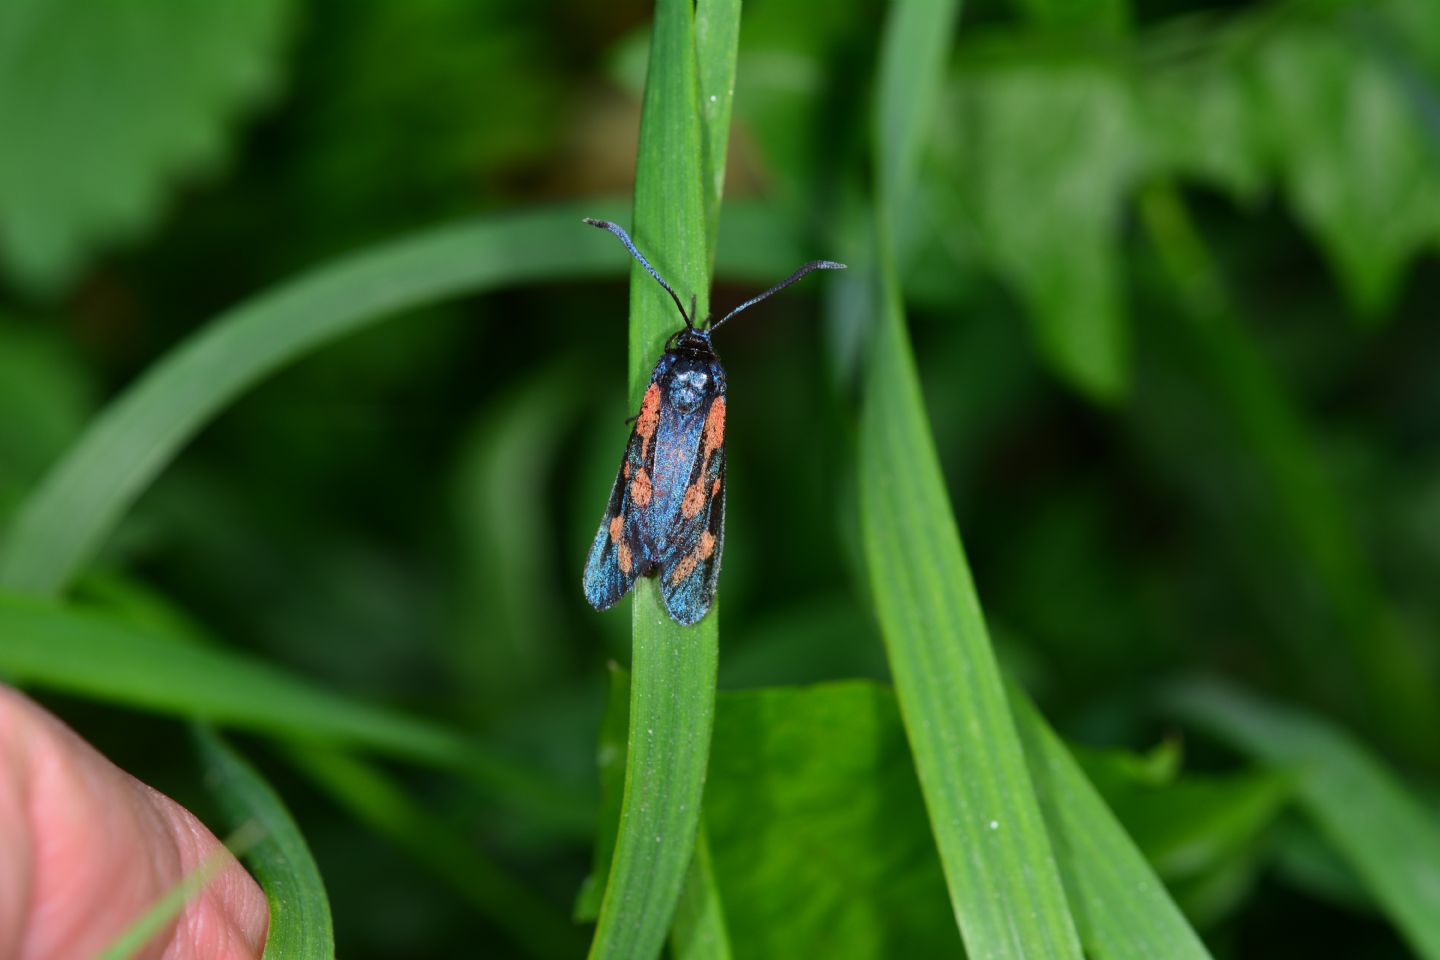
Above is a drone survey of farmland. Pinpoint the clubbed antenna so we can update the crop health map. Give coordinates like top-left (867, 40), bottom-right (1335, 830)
top-left (583, 219), bottom-right (691, 327)
top-left (708, 260), bottom-right (847, 331)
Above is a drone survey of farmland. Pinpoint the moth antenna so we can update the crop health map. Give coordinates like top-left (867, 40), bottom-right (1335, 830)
top-left (688, 294), bottom-right (697, 330)
top-left (583, 219), bottom-right (691, 326)
top-left (708, 260), bottom-right (847, 331)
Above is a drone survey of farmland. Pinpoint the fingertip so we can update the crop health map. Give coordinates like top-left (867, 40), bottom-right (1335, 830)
top-left (146, 787), bottom-right (270, 960)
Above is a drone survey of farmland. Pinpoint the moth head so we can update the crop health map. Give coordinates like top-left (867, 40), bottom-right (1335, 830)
top-left (664, 324), bottom-right (714, 355)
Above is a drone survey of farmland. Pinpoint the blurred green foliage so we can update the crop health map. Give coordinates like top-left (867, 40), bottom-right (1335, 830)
top-left (2, 0), bottom-right (1440, 957)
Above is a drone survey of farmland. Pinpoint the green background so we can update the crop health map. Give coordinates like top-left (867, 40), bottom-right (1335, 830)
top-left (2, 0), bottom-right (1439, 957)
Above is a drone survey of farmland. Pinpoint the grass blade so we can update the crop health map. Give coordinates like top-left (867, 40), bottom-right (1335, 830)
top-left (0, 593), bottom-right (591, 834)
top-left (589, 0), bottom-right (734, 956)
top-left (860, 1), bottom-right (1083, 955)
top-left (1172, 680), bottom-right (1440, 960)
top-left (193, 728), bottom-right (335, 960)
top-left (696, 0), bottom-right (741, 265)
top-left (0, 202), bottom-right (625, 597)
top-left (1010, 689), bottom-right (1214, 960)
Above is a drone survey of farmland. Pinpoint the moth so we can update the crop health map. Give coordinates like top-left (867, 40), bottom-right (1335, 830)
top-left (581, 218), bottom-right (845, 626)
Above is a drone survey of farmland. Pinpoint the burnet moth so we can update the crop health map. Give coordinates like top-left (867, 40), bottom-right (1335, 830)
top-left (581, 218), bottom-right (846, 626)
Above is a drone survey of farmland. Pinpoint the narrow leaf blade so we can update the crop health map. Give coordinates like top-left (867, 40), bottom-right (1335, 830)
top-left (1011, 689), bottom-right (1214, 960)
top-left (1172, 681), bottom-right (1440, 960)
top-left (588, 0), bottom-right (723, 956)
top-left (0, 593), bottom-right (590, 834)
top-left (193, 728), bottom-right (335, 960)
top-left (862, 0), bottom-right (1084, 955)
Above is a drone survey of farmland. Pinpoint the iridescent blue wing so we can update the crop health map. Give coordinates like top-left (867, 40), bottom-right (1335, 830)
top-left (659, 395), bottom-right (726, 626)
top-left (582, 382), bottom-right (663, 611)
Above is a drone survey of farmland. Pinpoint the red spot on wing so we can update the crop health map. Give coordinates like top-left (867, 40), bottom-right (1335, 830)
top-left (681, 483), bottom-right (705, 518)
top-left (630, 468), bottom-right (652, 507)
top-left (670, 531), bottom-right (717, 586)
top-left (670, 553), bottom-right (698, 585)
top-left (636, 384), bottom-right (661, 460)
top-left (703, 396), bottom-right (725, 453)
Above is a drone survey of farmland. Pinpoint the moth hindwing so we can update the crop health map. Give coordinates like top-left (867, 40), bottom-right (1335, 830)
top-left (579, 218), bottom-right (845, 626)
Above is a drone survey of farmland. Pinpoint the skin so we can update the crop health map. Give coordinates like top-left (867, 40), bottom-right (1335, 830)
top-left (0, 685), bottom-right (268, 960)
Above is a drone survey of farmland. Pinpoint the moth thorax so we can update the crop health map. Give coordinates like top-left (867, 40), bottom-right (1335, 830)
top-left (666, 364), bottom-right (712, 413)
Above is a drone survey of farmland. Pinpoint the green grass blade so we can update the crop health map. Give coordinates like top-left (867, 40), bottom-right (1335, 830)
top-left (1172, 681), bottom-right (1440, 960)
top-left (696, 0), bottom-right (741, 266)
top-left (1010, 690), bottom-right (1214, 960)
top-left (577, 664), bottom-right (733, 959)
top-left (861, 1), bottom-right (1083, 956)
top-left (193, 728), bottom-right (335, 960)
top-left (0, 593), bottom-right (590, 834)
top-left (874, 1), bottom-right (958, 235)
top-left (288, 745), bottom-right (584, 960)
top-left (0, 202), bottom-right (625, 597)
top-left (588, 0), bottom-right (729, 956)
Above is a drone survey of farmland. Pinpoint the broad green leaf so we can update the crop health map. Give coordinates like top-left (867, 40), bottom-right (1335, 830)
top-left (1172, 681), bottom-right (1440, 960)
top-left (193, 728), bottom-right (335, 960)
top-left (0, 0), bottom-right (291, 294)
top-left (947, 55), bottom-right (1142, 401)
top-left (0, 202), bottom-right (626, 597)
top-left (290, 745), bottom-right (583, 960)
top-left (867, 1), bottom-right (1083, 956)
top-left (588, 0), bottom-right (731, 956)
top-left (705, 683), bottom-right (957, 958)
top-left (0, 592), bottom-right (591, 835)
top-left (1253, 22), bottom-right (1440, 318)
top-left (670, 828), bottom-right (734, 960)
top-left (1011, 691), bottom-right (1214, 959)
top-left (1140, 36), bottom-right (1266, 202)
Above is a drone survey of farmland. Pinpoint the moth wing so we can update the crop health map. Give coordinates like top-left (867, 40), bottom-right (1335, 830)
top-left (659, 397), bottom-right (727, 626)
top-left (583, 385), bottom-right (662, 610)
